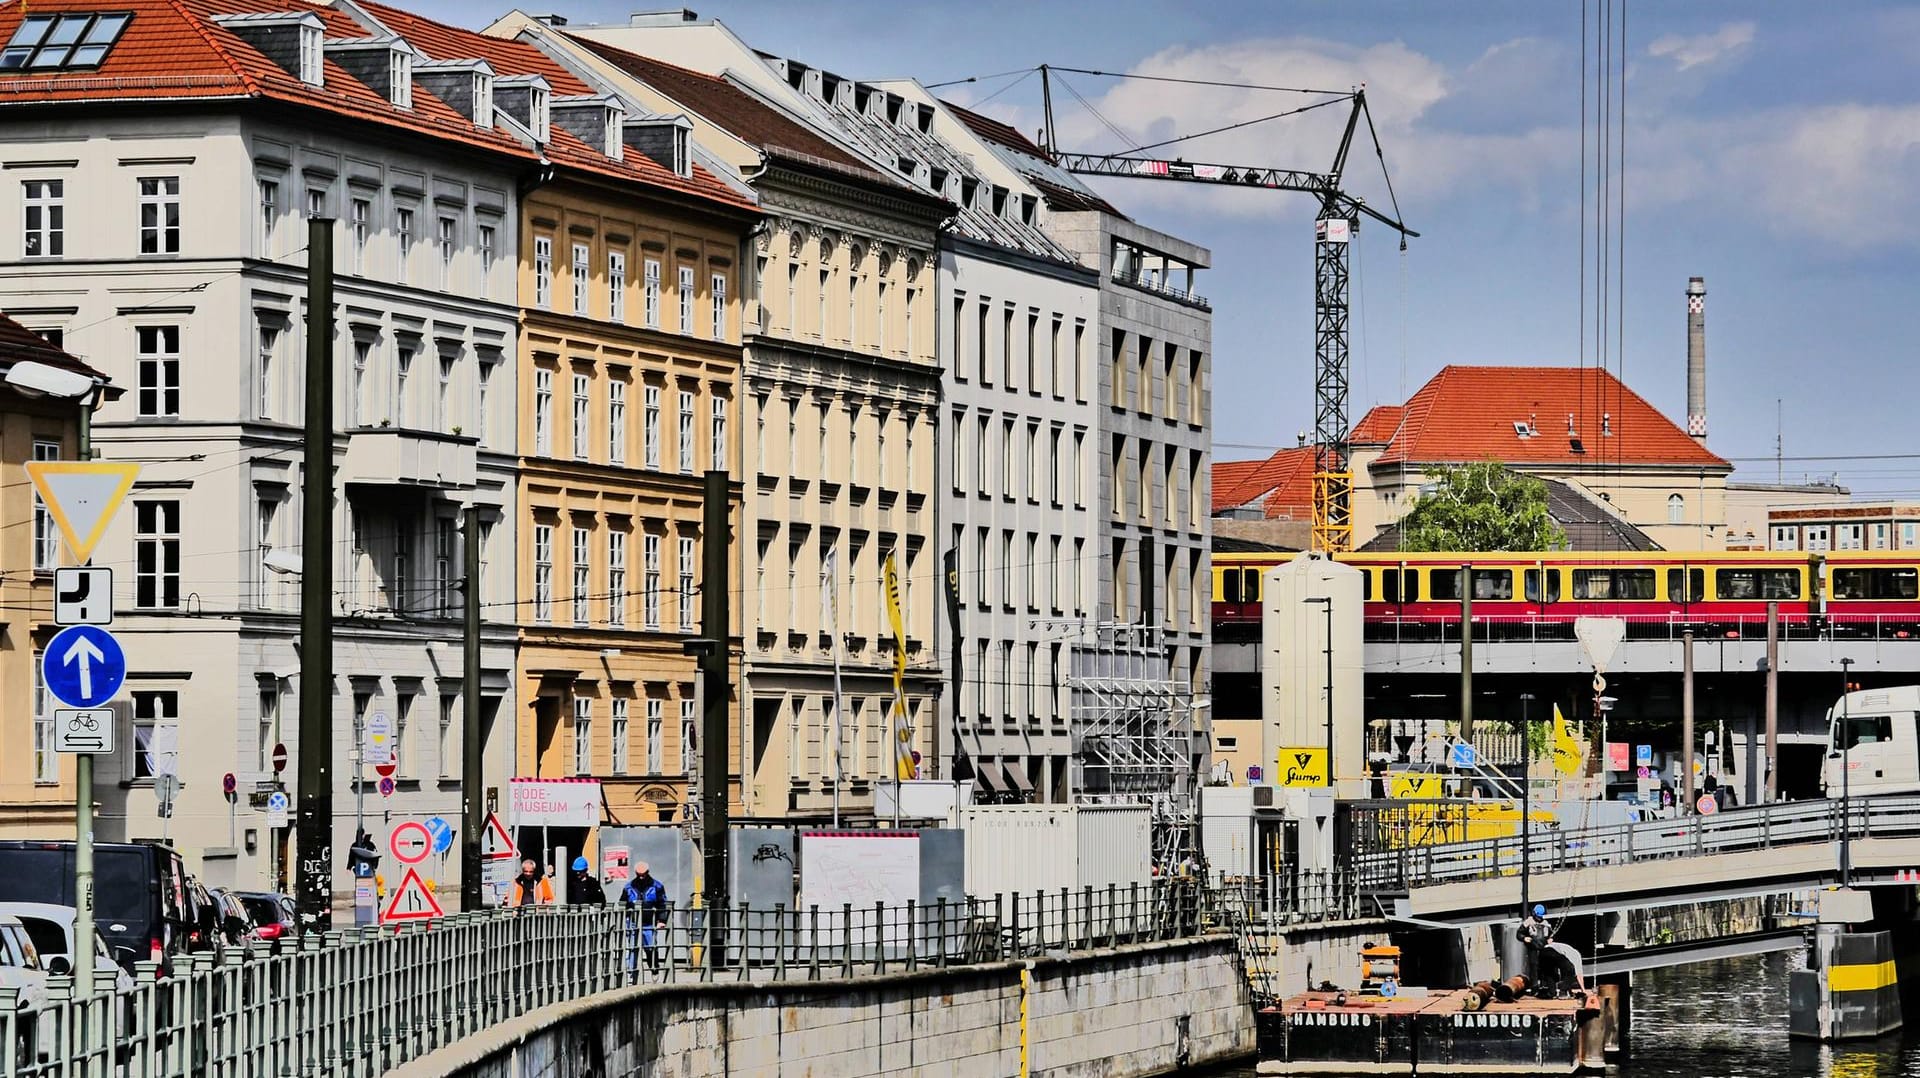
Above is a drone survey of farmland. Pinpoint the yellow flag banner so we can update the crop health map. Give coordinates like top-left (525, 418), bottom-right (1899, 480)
top-left (885, 553), bottom-right (916, 780)
top-left (1549, 704), bottom-right (1585, 777)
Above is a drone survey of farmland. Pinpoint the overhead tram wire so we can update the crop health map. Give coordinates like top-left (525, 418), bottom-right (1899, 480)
top-left (1043, 66), bottom-right (1349, 97)
top-left (924, 67), bottom-right (1036, 91)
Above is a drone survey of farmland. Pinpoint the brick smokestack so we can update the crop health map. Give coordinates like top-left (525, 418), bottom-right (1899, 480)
top-left (1686, 276), bottom-right (1706, 441)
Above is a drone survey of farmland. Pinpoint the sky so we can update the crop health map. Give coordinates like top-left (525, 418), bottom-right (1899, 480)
top-left (419, 2), bottom-right (1920, 496)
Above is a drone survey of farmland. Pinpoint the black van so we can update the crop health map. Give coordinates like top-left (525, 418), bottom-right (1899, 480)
top-left (0, 840), bottom-right (191, 971)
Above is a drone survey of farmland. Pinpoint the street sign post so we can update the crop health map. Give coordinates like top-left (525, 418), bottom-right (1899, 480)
top-left (389, 821), bottom-right (431, 865)
top-left (271, 743), bottom-right (288, 773)
top-left (425, 817), bottom-right (454, 855)
top-left (381, 867), bottom-right (444, 923)
top-left (53, 566), bottom-right (112, 625)
top-left (52, 709), bottom-right (112, 754)
top-left (265, 791), bottom-right (290, 829)
top-left (378, 776), bottom-right (396, 799)
top-left (24, 461), bottom-right (138, 564)
top-left (42, 625), bottom-right (126, 709)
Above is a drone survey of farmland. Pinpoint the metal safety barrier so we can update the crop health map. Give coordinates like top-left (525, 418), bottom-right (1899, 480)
top-left (1352, 794), bottom-right (1920, 891)
top-left (1, 880), bottom-right (1210, 1078)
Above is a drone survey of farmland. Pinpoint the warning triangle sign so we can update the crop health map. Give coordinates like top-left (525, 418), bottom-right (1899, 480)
top-left (25, 462), bottom-right (139, 564)
top-left (381, 866), bottom-right (444, 923)
top-left (482, 812), bottom-right (515, 861)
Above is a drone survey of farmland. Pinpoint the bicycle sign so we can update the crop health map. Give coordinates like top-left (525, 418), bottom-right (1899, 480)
top-left (53, 708), bottom-right (113, 754)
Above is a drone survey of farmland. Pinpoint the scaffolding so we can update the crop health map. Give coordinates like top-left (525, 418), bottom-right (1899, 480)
top-left (1064, 621), bottom-right (1202, 867)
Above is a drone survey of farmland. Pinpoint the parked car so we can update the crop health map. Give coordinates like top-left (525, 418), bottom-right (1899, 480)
top-left (205, 889), bottom-right (256, 947)
top-left (0, 912), bottom-right (51, 1064)
top-left (182, 879), bottom-right (225, 960)
top-left (0, 903), bottom-right (133, 992)
top-left (0, 841), bottom-right (192, 973)
top-left (230, 892), bottom-right (296, 943)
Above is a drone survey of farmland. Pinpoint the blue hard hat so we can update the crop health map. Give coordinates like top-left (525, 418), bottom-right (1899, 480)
top-left (1532, 904), bottom-right (1546, 917)
top-left (573, 856), bottom-right (589, 872)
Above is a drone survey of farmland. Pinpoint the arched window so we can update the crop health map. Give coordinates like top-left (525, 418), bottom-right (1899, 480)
top-left (1668, 493), bottom-right (1686, 524)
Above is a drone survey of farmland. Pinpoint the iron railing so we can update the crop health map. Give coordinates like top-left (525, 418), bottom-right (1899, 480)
top-left (1352, 795), bottom-right (1920, 891)
top-left (2, 881), bottom-right (1210, 1078)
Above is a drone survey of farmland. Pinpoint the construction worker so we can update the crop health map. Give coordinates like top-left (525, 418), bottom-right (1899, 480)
top-left (508, 857), bottom-right (555, 907)
top-left (621, 862), bottom-right (668, 972)
top-left (567, 856), bottom-right (605, 906)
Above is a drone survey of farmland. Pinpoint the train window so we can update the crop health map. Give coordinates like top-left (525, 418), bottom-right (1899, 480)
top-left (1472, 570), bottom-right (1513, 600)
top-left (1361, 572), bottom-right (1372, 601)
top-left (1524, 569), bottom-right (1561, 603)
top-left (1572, 568), bottom-right (1656, 600)
top-left (1221, 570), bottom-right (1243, 604)
top-left (1429, 569), bottom-right (1460, 601)
top-left (1243, 569), bottom-right (1262, 603)
top-left (1667, 568), bottom-right (1705, 603)
top-left (1830, 567), bottom-right (1917, 600)
top-left (1381, 570), bottom-right (1419, 603)
top-left (1717, 568), bottom-right (1803, 601)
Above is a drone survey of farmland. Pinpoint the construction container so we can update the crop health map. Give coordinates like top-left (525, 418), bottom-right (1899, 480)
top-left (958, 804), bottom-right (1152, 900)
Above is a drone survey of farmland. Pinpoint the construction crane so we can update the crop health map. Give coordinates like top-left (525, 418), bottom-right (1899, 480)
top-left (1039, 72), bottom-right (1416, 553)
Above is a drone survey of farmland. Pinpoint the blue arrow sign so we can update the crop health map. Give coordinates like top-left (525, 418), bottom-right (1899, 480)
top-left (425, 817), bottom-right (454, 854)
top-left (43, 625), bottom-right (125, 708)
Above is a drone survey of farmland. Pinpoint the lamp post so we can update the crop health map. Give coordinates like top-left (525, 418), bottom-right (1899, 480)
top-left (1304, 597), bottom-right (1334, 787)
top-left (1518, 693), bottom-right (1537, 920)
top-left (1839, 657), bottom-right (1855, 887)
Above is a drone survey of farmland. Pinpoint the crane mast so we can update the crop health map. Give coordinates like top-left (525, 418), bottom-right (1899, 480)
top-left (1047, 87), bottom-right (1414, 553)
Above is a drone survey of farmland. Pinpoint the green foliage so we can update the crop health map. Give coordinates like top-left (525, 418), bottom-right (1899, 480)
top-left (1399, 460), bottom-right (1568, 552)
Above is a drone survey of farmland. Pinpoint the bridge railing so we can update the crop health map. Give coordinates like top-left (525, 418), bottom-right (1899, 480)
top-left (1352, 795), bottom-right (1920, 891)
top-left (0, 881), bottom-right (1210, 1078)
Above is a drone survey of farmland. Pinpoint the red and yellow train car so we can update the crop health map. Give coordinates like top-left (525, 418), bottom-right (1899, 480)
top-left (1213, 550), bottom-right (1920, 638)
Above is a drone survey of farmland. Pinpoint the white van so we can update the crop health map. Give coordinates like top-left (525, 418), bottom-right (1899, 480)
top-left (1822, 686), bottom-right (1920, 797)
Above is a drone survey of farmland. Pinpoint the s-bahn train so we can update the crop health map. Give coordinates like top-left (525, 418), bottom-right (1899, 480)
top-left (1212, 550), bottom-right (1920, 638)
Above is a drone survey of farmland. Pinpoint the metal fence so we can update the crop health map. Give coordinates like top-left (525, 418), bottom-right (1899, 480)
top-left (1352, 795), bottom-right (1920, 891)
top-left (3, 881), bottom-right (1209, 1078)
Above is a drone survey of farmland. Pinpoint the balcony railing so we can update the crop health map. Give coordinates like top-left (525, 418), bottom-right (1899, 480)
top-left (339, 428), bottom-right (478, 490)
top-left (1111, 268), bottom-right (1211, 310)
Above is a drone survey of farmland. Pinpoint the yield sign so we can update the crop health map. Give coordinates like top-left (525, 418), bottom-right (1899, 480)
top-left (24, 462), bottom-right (139, 564)
top-left (482, 812), bottom-right (515, 861)
top-left (381, 866), bottom-right (444, 923)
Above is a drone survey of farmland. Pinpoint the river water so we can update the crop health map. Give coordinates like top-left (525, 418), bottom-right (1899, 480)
top-left (1217, 953), bottom-right (1920, 1077)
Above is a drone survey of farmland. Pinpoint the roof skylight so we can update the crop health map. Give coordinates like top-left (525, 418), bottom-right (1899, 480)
top-left (0, 12), bottom-right (132, 71)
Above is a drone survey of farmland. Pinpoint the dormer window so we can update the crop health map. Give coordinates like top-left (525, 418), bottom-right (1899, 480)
top-left (606, 106), bottom-right (624, 159)
top-left (915, 104), bottom-right (934, 134)
top-left (960, 177), bottom-right (977, 209)
top-left (389, 48), bottom-right (411, 109)
top-left (991, 186), bottom-right (1007, 217)
top-left (1513, 420), bottom-right (1534, 439)
top-left (299, 24), bottom-right (322, 85)
top-left (531, 86), bottom-right (549, 141)
top-left (1020, 194), bottom-right (1036, 225)
top-left (473, 73), bottom-right (493, 127)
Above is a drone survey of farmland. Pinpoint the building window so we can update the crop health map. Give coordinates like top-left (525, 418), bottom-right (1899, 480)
top-left (678, 535), bottom-right (696, 632)
top-left (340, 196), bottom-right (366, 274)
top-left (1903, 523), bottom-right (1917, 549)
top-left (645, 696), bottom-right (664, 773)
top-left (297, 23), bottom-right (321, 84)
top-left (388, 48), bottom-right (412, 108)
top-left (438, 216), bottom-right (455, 287)
top-left (710, 396), bottom-right (727, 471)
top-left (257, 178), bottom-right (278, 256)
top-left (394, 206), bottom-right (412, 282)
top-left (476, 357), bottom-right (493, 445)
top-left (256, 496), bottom-right (277, 607)
top-left (608, 530), bottom-right (627, 627)
top-left (138, 177), bottom-right (180, 255)
top-left (435, 351), bottom-right (453, 431)
top-left (132, 691), bottom-right (176, 780)
top-left (610, 698), bottom-right (629, 776)
top-left (478, 223), bottom-right (495, 281)
top-left (257, 687), bottom-right (279, 774)
top-left (609, 251), bottom-right (626, 322)
top-left (1838, 524), bottom-right (1863, 551)
top-left (573, 698), bottom-right (592, 776)
top-left (848, 272), bottom-right (859, 345)
top-left (134, 501), bottom-right (180, 609)
top-left (679, 265), bottom-right (695, 334)
top-left (32, 656), bottom-right (53, 783)
top-left (135, 325), bottom-right (180, 418)
top-left (1668, 493), bottom-right (1685, 525)
top-left (533, 368), bottom-right (553, 455)
top-left (572, 373), bottom-right (590, 461)
top-left (787, 263), bottom-right (799, 333)
top-left (534, 236), bottom-right (552, 309)
top-left (643, 384), bottom-right (661, 468)
top-left (819, 269), bottom-right (830, 339)
top-left (391, 524), bottom-right (411, 613)
top-left (643, 258), bottom-right (661, 328)
top-left (608, 379), bottom-right (626, 464)
top-left (711, 272), bottom-right (727, 339)
top-left (678, 391), bottom-right (695, 474)
top-left (572, 242), bottom-right (590, 315)
top-left (1873, 523), bottom-right (1890, 550)
top-left (393, 344), bottom-right (413, 428)
top-left (877, 281), bottom-right (888, 353)
top-left (438, 694), bottom-right (457, 779)
top-left (435, 517), bottom-right (453, 616)
top-left (31, 439), bottom-right (58, 570)
top-left (533, 524), bottom-right (553, 622)
top-left (572, 526), bottom-right (590, 625)
top-left (22, 179), bottom-right (62, 259)
top-left (680, 698), bottom-right (696, 775)
top-left (393, 693), bottom-right (416, 778)
top-left (256, 323), bottom-right (279, 420)
top-left (643, 532), bottom-right (661, 629)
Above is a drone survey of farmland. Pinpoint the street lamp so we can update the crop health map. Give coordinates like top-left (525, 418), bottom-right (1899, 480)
top-left (1517, 693), bottom-right (1537, 920)
top-left (1304, 597), bottom-right (1334, 787)
top-left (1839, 656), bottom-right (1856, 887)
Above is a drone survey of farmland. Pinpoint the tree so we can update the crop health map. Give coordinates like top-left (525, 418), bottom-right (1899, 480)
top-left (1399, 460), bottom-right (1567, 552)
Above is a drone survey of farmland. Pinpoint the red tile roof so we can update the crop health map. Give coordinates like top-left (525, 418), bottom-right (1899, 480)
top-left (0, 312), bottom-right (106, 381)
top-left (1373, 365), bottom-right (1729, 470)
top-left (1213, 445), bottom-right (1317, 520)
top-left (944, 99), bottom-right (1047, 160)
top-left (1350, 404), bottom-right (1404, 445)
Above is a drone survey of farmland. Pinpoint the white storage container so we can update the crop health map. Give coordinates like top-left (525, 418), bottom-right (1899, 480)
top-left (959, 804), bottom-right (1151, 900)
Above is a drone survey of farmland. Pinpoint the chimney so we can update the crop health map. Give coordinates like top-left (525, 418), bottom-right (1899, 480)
top-left (1686, 276), bottom-right (1707, 441)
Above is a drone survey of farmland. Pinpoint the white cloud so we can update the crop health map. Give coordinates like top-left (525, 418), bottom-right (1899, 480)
top-left (1646, 22), bottom-right (1756, 71)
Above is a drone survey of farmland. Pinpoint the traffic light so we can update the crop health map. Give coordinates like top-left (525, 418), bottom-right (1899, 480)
top-left (346, 831), bottom-right (380, 879)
